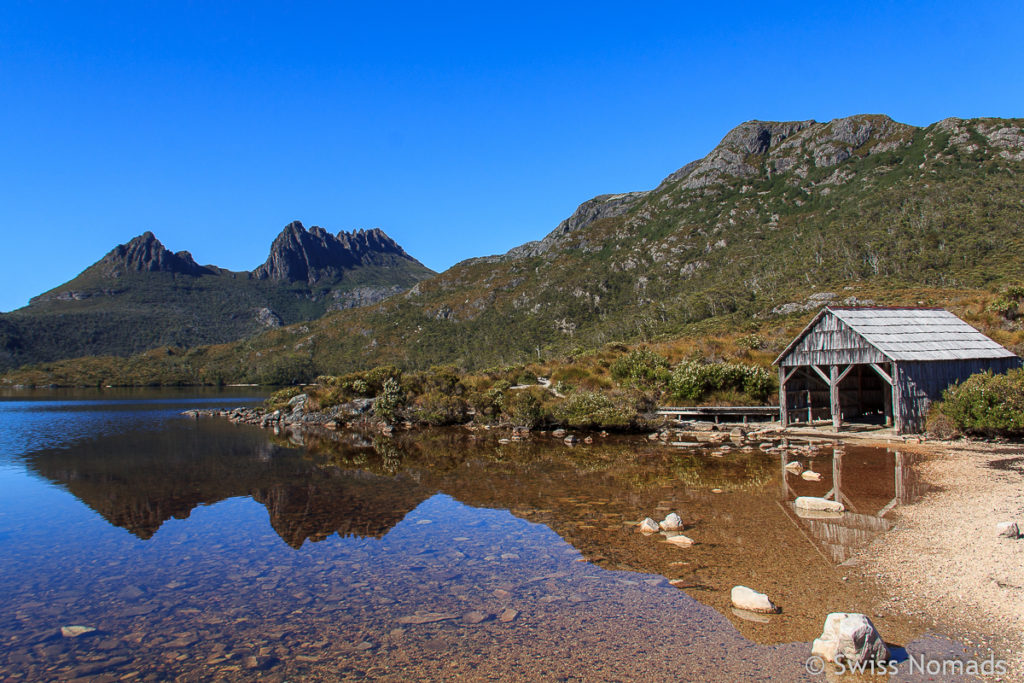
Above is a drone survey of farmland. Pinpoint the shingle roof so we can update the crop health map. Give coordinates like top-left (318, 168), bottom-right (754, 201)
top-left (828, 308), bottom-right (1015, 361)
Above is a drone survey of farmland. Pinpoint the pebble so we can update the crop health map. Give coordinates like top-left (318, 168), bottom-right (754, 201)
top-left (498, 608), bottom-right (519, 623)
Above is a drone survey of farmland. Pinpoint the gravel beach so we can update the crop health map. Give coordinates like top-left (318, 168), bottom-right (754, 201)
top-left (858, 440), bottom-right (1024, 679)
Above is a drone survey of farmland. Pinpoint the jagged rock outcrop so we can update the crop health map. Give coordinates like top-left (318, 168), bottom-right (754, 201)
top-left (99, 231), bottom-right (214, 277)
top-left (253, 221), bottom-right (421, 284)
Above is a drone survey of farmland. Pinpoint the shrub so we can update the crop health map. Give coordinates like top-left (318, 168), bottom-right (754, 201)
top-left (505, 389), bottom-right (547, 428)
top-left (736, 333), bottom-right (767, 350)
top-left (374, 377), bottom-right (405, 423)
top-left (553, 391), bottom-right (634, 430)
top-left (609, 348), bottom-right (670, 388)
top-left (265, 385), bottom-right (302, 410)
top-left (408, 390), bottom-right (469, 426)
top-left (666, 360), bottom-right (774, 403)
top-left (937, 369), bottom-right (1024, 436)
top-left (925, 406), bottom-right (960, 440)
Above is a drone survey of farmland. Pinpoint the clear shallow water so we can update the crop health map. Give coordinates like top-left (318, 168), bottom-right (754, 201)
top-left (0, 392), bottom-right (973, 681)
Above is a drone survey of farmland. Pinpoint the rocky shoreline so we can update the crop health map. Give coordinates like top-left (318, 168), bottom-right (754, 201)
top-left (182, 394), bottom-right (826, 455)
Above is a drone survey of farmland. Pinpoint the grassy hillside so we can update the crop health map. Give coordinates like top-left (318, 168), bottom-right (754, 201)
top-left (4, 115), bottom-right (1024, 387)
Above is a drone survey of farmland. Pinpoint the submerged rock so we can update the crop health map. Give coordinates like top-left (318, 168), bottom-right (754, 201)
top-left (663, 534), bottom-right (695, 547)
top-left (60, 625), bottom-right (96, 638)
top-left (801, 470), bottom-right (822, 481)
top-left (811, 612), bottom-right (889, 665)
top-left (794, 496), bottom-right (844, 513)
top-left (730, 586), bottom-right (779, 614)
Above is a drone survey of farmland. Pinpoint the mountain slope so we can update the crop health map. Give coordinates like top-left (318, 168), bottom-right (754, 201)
top-left (0, 222), bottom-right (434, 370)
top-left (6, 114), bottom-right (1024, 386)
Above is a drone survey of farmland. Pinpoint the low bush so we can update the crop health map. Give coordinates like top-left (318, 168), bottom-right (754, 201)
top-left (936, 368), bottom-right (1024, 437)
top-left (407, 390), bottom-right (469, 426)
top-left (610, 348), bottom-right (670, 388)
top-left (666, 360), bottom-right (774, 403)
top-left (553, 391), bottom-right (634, 430)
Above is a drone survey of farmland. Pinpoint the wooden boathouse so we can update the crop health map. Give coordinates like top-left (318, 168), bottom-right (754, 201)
top-left (774, 307), bottom-right (1022, 434)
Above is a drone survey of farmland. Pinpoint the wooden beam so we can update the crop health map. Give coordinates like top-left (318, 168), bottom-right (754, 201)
top-left (869, 362), bottom-right (893, 385)
top-left (811, 364), bottom-right (831, 384)
top-left (830, 365), bottom-right (841, 431)
top-left (782, 366), bottom-right (800, 385)
top-left (778, 366), bottom-right (788, 427)
top-left (836, 364), bottom-right (854, 384)
top-left (892, 363), bottom-right (902, 433)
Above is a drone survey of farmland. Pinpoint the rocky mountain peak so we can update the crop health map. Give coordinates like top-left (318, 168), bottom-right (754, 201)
top-left (252, 221), bottom-right (421, 284)
top-left (100, 232), bottom-right (212, 277)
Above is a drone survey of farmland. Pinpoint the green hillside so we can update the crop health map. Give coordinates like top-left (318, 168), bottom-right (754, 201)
top-left (5, 115), bottom-right (1024, 386)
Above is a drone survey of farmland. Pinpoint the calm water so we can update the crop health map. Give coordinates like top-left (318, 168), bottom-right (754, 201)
top-left (0, 391), bottom-right (972, 681)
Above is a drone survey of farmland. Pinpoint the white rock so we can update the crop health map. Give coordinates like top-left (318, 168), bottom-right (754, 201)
top-left (784, 461), bottom-right (803, 474)
top-left (811, 612), bottom-right (889, 665)
top-left (996, 521), bottom-right (1020, 538)
top-left (794, 496), bottom-right (844, 513)
top-left (730, 586), bottom-right (778, 614)
top-left (638, 517), bottom-right (660, 533)
top-left (663, 534), bottom-right (694, 547)
top-left (801, 470), bottom-right (822, 481)
top-left (61, 625), bottom-right (96, 638)
top-left (659, 512), bottom-right (683, 531)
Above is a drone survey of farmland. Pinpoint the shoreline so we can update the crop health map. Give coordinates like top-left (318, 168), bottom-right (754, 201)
top-left (853, 439), bottom-right (1024, 678)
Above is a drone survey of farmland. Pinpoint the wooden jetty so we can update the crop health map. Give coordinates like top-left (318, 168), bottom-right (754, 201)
top-left (656, 405), bottom-right (779, 424)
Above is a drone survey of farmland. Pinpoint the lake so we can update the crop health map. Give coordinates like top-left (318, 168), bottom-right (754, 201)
top-left (0, 390), bottom-right (973, 681)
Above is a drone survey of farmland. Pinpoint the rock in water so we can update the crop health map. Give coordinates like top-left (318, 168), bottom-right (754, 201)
top-left (811, 613), bottom-right (889, 665)
top-left (730, 586), bottom-right (779, 614)
top-left (664, 534), bottom-right (695, 547)
top-left (801, 470), bottom-right (822, 481)
top-left (996, 521), bottom-right (1020, 538)
top-left (659, 512), bottom-right (683, 531)
top-left (784, 461), bottom-right (803, 474)
top-left (794, 496), bottom-right (844, 513)
top-left (61, 625), bottom-right (96, 638)
top-left (638, 518), bottom-right (660, 533)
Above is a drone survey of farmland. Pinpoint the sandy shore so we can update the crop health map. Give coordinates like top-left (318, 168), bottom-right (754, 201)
top-left (856, 439), bottom-right (1024, 678)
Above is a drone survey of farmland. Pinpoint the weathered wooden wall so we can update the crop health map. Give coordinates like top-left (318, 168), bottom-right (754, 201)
top-left (895, 357), bottom-right (1024, 433)
top-left (780, 314), bottom-right (887, 367)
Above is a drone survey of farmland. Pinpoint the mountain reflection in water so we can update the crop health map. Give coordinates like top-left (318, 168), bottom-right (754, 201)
top-left (22, 418), bottom-right (932, 650)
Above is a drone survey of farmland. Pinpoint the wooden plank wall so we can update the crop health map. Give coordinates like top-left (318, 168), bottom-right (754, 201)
top-left (780, 313), bottom-right (888, 367)
top-left (896, 357), bottom-right (1024, 433)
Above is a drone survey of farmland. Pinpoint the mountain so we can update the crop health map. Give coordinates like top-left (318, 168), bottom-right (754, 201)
top-left (5, 114), bottom-right (1024, 386)
top-left (0, 222), bottom-right (434, 371)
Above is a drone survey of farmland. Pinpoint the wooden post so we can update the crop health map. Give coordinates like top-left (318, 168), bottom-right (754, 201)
top-left (778, 366), bottom-right (788, 427)
top-left (830, 365), bottom-right (841, 431)
top-left (891, 363), bottom-right (901, 433)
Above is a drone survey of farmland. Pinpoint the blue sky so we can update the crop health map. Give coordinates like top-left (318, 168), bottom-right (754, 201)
top-left (2, 1), bottom-right (1022, 312)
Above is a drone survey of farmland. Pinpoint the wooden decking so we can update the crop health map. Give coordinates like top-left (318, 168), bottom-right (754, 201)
top-left (656, 406), bottom-right (779, 424)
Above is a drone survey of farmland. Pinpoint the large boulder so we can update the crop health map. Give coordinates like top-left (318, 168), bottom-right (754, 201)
top-left (811, 613), bottom-right (889, 665)
top-left (730, 586), bottom-right (779, 614)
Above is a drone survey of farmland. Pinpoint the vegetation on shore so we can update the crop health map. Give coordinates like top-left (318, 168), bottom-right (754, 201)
top-left (929, 367), bottom-right (1024, 438)
top-left (263, 345), bottom-right (776, 431)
